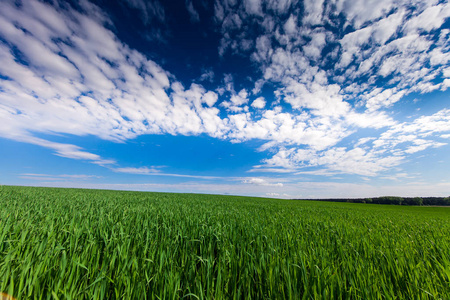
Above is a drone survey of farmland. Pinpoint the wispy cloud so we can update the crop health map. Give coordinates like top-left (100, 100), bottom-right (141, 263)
top-left (113, 167), bottom-right (161, 175)
top-left (186, 0), bottom-right (200, 22)
top-left (112, 167), bottom-right (223, 180)
top-left (122, 0), bottom-right (165, 24)
top-left (6, 134), bottom-right (116, 166)
top-left (20, 173), bottom-right (102, 181)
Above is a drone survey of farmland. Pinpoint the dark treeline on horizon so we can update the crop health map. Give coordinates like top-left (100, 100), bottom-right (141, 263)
top-left (296, 196), bottom-right (450, 206)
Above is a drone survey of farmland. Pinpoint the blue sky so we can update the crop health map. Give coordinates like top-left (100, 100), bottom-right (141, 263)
top-left (1, 0), bottom-right (450, 198)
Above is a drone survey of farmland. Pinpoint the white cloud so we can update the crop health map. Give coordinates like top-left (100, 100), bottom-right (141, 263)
top-left (373, 109), bottom-right (450, 151)
top-left (0, 130), bottom-right (116, 166)
top-left (251, 97), bottom-right (266, 109)
top-left (1, 0), bottom-right (450, 186)
top-left (202, 91), bottom-right (219, 107)
top-left (335, 0), bottom-right (419, 29)
top-left (224, 109), bottom-right (352, 151)
top-left (303, 0), bottom-right (324, 25)
top-left (112, 167), bottom-right (228, 180)
top-left (354, 137), bottom-right (376, 147)
top-left (0, 0), bottom-right (233, 146)
top-left (244, 0), bottom-right (263, 16)
top-left (257, 109), bottom-right (450, 177)
top-left (266, 192), bottom-right (280, 197)
top-left (113, 167), bottom-right (161, 174)
top-left (265, 0), bottom-right (293, 15)
top-left (252, 35), bottom-right (272, 62)
top-left (242, 177), bottom-right (283, 187)
top-left (20, 173), bottom-right (102, 181)
top-left (302, 30), bottom-right (327, 59)
top-left (230, 89), bottom-right (249, 106)
top-left (212, 0), bottom-right (450, 118)
top-left (122, 0), bottom-right (165, 24)
top-left (199, 69), bottom-right (215, 82)
top-left (294, 169), bottom-right (341, 177)
top-left (346, 111), bottom-right (394, 129)
top-left (403, 3), bottom-right (450, 34)
top-left (404, 139), bottom-right (446, 154)
top-left (283, 14), bottom-right (297, 35)
top-left (261, 146), bottom-right (404, 177)
top-left (248, 167), bottom-right (296, 173)
top-left (186, 0), bottom-right (200, 22)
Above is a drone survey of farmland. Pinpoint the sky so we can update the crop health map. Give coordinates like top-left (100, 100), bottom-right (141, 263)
top-left (1, 0), bottom-right (450, 198)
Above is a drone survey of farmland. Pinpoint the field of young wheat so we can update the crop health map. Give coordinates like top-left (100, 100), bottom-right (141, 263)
top-left (0, 185), bottom-right (449, 299)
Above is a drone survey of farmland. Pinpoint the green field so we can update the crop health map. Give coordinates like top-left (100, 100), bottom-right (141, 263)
top-left (0, 186), bottom-right (449, 299)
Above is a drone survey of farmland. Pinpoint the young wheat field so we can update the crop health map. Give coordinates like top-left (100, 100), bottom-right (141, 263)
top-left (0, 185), bottom-right (449, 299)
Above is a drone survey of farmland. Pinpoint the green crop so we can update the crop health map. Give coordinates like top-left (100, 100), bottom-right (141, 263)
top-left (0, 185), bottom-right (449, 299)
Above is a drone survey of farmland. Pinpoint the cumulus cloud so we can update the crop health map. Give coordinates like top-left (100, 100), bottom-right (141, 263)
top-left (258, 109), bottom-right (450, 176)
top-left (244, 0), bottom-right (263, 16)
top-left (1, 0), bottom-right (450, 182)
top-left (0, 0), bottom-right (229, 145)
top-left (206, 0), bottom-right (450, 177)
top-left (260, 146), bottom-right (404, 177)
top-left (251, 97), bottom-right (266, 109)
top-left (214, 0), bottom-right (450, 114)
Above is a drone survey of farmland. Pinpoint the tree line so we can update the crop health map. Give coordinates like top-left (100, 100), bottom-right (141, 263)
top-left (298, 196), bottom-right (450, 206)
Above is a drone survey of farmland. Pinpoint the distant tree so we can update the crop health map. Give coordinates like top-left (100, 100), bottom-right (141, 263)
top-left (443, 197), bottom-right (450, 206)
top-left (377, 196), bottom-right (404, 205)
top-left (298, 196), bottom-right (449, 206)
top-left (412, 197), bottom-right (423, 206)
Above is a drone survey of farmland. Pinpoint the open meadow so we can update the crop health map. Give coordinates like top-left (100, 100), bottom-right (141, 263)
top-left (0, 185), bottom-right (449, 299)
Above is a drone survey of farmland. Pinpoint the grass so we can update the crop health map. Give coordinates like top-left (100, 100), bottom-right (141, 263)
top-left (0, 185), bottom-right (449, 299)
